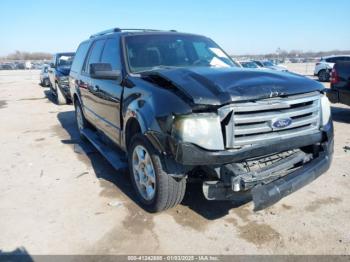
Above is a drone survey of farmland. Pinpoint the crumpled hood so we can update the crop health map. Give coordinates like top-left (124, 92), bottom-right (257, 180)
top-left (56, 66), bottom-right (71, 76)
top-left (142, 67), bottom-right (324, 105)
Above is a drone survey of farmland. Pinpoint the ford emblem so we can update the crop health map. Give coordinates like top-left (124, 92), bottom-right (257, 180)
top-left (271, 118), bottom-right (292, 129)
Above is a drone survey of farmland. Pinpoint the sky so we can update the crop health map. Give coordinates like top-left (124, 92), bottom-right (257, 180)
top-left (0, 0), bottom-right (349, 56)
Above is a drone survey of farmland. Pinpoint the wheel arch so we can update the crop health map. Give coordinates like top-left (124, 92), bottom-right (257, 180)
top-left (125, 117), bottom-right (143, 150)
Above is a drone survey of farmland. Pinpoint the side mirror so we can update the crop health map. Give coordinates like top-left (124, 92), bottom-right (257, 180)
top-left (90, 63), bottom-right (121, 80)
top-left (50, 62), bottom-right (55, 68)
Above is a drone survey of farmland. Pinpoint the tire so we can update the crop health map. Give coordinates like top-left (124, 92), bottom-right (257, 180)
top-left (74, 100), bottom-right (89, 140)
top-left (55, 82), bottom-right (67, 105)
top-left (128, 134), bottom-right (186, 212)
top-left (44, 78), bottom-right (50, 87)
top-left (318, 69), bottom-right (329, 82)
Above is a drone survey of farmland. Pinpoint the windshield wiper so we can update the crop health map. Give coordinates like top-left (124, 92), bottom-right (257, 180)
top-left (135, 65), bottom-right (178, 73)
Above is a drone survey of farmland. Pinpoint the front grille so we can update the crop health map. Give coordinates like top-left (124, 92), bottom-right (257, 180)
top-left (218, 92), bottom-right (321, 148)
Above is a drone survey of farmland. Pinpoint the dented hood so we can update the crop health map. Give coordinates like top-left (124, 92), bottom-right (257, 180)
top-left (142, 67), bottom-right (324, 105)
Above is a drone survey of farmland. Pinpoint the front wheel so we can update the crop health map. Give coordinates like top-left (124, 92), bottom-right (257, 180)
top-left (128, 134), bottom-right (186, 212)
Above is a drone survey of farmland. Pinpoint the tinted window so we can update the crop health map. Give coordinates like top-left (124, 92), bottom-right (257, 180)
top-left (254, 61), bottom-right (263, 67)
top-left (326, 58), bottom-right (335, 63)
top-left (71, 42), bottom-right (90, 73)
top-left (84, 39), bottom-right (105, 73)
top-left (341, 56), bottom-right (350, 62)
top-left (101, 38), bottom-right (121, 70)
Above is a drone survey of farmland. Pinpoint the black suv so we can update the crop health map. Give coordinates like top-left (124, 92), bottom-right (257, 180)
top-left (70, 28), bottom-right (334, 212)
top-left (48, 52), bottom-right (75, 104)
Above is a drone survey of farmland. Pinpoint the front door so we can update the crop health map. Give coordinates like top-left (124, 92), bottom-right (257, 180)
top-left (88, 38), bottom-right (123, 145)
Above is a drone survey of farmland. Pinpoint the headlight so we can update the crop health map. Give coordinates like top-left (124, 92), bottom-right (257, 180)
top-left (172, 113), bottom-right (224, 150)
top-left (320, 94), bottom-right (331, 126)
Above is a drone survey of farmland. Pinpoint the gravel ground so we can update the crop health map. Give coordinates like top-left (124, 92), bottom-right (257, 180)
top-left (0, 70), bottom-right (349, 255)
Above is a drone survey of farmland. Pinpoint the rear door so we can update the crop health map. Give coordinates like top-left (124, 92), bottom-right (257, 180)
top-left (80, 39), bottom-right (106, 125)
top-left (69, 40), bottom-right (90, 105)
top-left (88, 37), bottom-right (123, 144)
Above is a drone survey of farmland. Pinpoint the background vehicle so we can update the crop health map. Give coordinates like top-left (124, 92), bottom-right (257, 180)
top-left (15, 62), bottom-right (25, 70)
top-left (48, 52), bottom-right (75, 104)
top-left (25, 61), bottom-right (32, 70)
top-left (0, 63), bottom-right (15, 70)
top-left (327, 62), bottom-right (350, 106)
top-left (240, 61), bottom-right (267, 70)
top-left (253, 60), bottom-right (288, 72)
top-left (314, 55), bottom-right (350, 82)
top-left (40, 65), bottom-right (50, 86)
top-left (70, 28), bottom-right (333, 213)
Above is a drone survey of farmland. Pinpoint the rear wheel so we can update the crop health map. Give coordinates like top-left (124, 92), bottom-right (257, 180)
top-left (318, 69), bottom-right (329, 82)
top-left (128, 134), bottom-right (186, 212)
top-left (74, 100), bottom-right (88, 140)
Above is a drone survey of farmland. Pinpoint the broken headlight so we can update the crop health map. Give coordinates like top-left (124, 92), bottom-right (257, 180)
top-left (320, 94), bottom-right (331, 126)
top-left (172, 113), bottom-right (224, 150)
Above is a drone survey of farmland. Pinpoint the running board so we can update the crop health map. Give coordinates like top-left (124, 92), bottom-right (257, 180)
top-left (81, 128), bottom-right (128, 170)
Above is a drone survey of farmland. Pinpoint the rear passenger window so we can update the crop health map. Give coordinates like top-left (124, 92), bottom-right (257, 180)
top-left (101, 38), bottom-right (121, 70)
top-left (71, 42), bottom-right (90, 73)
top-left (84, 39), bottom-right (105, 73)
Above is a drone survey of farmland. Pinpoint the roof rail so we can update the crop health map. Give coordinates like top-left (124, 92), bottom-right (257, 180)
top-left (90, 28), bottom-right (177, 38)
top-left (90, 28), bottom-right (121, 38)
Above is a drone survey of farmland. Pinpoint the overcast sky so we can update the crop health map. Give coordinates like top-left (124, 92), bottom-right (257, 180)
top-left (0, 0), bottom-right (349, 55)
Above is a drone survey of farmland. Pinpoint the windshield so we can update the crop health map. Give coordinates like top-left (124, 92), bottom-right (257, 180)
top-left (241, 61), bottom-right (259, 68)
top-left (125, 34), bottom-right (237, 73)
top-left (262, 61), bottom-right (274, 67)
top-left (57, 54), bottom-right (74, 67)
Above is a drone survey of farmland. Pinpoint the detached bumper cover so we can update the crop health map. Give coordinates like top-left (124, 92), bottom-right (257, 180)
top-left (252, 136), bottom-right (333, 211)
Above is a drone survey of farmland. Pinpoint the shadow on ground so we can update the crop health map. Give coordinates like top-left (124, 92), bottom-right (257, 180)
top-left (331, 105), bottom-right (350, 124)
top-left (56, 110), bottom-right (250, 220)
top-left (43, 89), bottom-right (57, 104)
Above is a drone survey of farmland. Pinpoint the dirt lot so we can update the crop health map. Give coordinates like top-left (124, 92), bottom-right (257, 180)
top-left (0, 70), bottom-right (350, 255)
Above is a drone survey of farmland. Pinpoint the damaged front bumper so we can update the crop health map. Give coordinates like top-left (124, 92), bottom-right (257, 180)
top-left (202, 121), bottom-right (334, 211)
top-left (147, 120), bottom-right (333, 210)
top-left (58, 81), bottom-right (71, 98)
top-left (148, 121), bottom-right (334, 211)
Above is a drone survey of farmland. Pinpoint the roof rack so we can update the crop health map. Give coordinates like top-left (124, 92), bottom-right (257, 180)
top-left (89, 28), bottom-right (177, 38)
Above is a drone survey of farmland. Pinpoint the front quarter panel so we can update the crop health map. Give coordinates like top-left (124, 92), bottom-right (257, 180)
top-left (121, 76), bottom-right (192, 150)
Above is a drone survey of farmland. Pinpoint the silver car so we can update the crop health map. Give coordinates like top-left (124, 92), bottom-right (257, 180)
top-left (40, 65), bottom-right (50, 86)
top-left (254, 60), bottom-right (288, 72)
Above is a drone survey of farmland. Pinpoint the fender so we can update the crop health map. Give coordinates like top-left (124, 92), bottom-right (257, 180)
top-left (71, 80), bottom-right (85, 110)
top-left (122, 94), bottom-right (156, 150)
